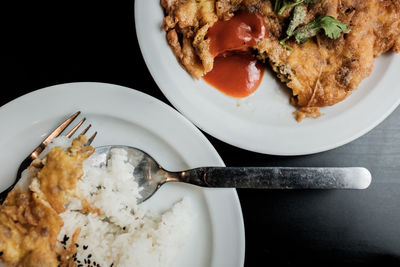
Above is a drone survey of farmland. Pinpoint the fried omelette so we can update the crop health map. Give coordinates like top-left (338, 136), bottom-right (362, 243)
top-left (161, 0), bottom-right (400, 121)
top-left (0, 136), bottom-right (94, 267)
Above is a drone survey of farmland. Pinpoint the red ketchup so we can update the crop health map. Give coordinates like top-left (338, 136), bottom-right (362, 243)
top-left (203, 12), bottom-right (267, 97)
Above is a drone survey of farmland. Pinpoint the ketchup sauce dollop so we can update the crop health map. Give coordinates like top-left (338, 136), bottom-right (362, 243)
top-left (203, 12), bottom-right (267, 97)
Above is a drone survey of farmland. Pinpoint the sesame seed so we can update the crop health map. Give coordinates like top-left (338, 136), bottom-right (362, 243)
top-left (61, 235), bottom-right (70, 245)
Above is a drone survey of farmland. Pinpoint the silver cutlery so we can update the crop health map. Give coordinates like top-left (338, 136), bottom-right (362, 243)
top-left (94, 145), bottom-right (372, 204)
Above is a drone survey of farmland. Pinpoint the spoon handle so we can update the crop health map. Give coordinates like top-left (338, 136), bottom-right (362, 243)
top-left (179, 167), bottom-right (371, 189)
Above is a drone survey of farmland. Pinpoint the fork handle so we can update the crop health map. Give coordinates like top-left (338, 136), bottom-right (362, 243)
top-left (0, 156), bottom-right (34, 204)
top-left (179, 167), bottom-right (371, 189)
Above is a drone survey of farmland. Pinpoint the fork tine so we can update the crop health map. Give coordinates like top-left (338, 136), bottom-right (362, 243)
top-left (42, 111), bottom-right (81, 146)
top-left (86, 131), bottom-right (97, 146)
top-left (79, 124), bottom-right (92, 136)
top-left (30, 111), bottom-right (81, 159)
top-left (66, 117), bottom-right (86, 138)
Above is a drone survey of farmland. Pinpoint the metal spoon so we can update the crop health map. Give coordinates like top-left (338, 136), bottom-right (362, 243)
top-left (93, 146), bottom-right (372, 204)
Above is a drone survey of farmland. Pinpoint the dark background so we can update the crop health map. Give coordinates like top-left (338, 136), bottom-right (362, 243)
top-left (3, 1), bottom-right (400, 266)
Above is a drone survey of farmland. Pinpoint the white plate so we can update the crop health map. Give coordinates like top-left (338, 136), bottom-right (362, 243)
top-left (135, 0), bottom-right (400, 155)
top-left (0, 82), bottom-right (245, 267)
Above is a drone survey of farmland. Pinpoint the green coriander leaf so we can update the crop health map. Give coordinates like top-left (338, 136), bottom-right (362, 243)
top-left (286, 4), bottom-right (307, 36)
top-left (293, 20), bottom-right (321, 43)
top-left (317, 16), bottom-right (349, 39)
top-left (293, 15), bottom-right (348, 43)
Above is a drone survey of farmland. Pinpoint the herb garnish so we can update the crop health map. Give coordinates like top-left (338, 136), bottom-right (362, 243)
top-left (276, 0), bottom-right (348, 50)
top-left (286, 4), bottom-right (307, 36)
top-left (274, 0), bottom-right (318, 15)
top-left (279, 3), bottom-right (307, 50)
top-left (293, 16), bottom-right (349, 43)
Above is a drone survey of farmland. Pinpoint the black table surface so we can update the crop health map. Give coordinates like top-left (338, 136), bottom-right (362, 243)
top-left (3, 1), bottom-right (400, 266)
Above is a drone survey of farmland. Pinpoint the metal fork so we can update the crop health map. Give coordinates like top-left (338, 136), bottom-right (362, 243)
top-left (0, 111), bottom-right (97, 204)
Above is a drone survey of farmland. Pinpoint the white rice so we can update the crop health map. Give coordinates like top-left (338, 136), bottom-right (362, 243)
top-left (22, 137), bottom-right (194, 267)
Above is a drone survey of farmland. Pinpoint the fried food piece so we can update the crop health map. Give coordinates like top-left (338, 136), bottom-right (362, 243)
top-left (162, 0), bottom-right (400, 121)
top-left (214, 0), bottom-right (400, 120)
top-left (255, 0), bottom-right (400, 121)
top-left (0, 136), bottom-right (94, 267)
top-left (215, 0), bottom-right (243, 20)
top-left (35, 136), bottom-right (94, 213)
top-left (0, 189), bottom-right (62, 267)
top-left (162, 0), bottom-right (218, 78)
top-left (161, 0), bottom-right (282, 78)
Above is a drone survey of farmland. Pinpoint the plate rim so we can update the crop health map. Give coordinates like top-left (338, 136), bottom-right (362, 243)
top-left (0, 82), bottom-right (245, 267)
top-left (134, 0), bottom-right (400, 156)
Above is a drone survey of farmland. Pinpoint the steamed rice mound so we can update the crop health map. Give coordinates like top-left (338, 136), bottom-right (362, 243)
top-left (58, 147), bottom-right (193, 267)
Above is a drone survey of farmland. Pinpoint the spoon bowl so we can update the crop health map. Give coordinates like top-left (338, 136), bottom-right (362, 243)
top-left (94, 145), bottom-right (173, 203)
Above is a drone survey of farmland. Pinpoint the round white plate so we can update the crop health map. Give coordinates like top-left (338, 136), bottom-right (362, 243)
top-left (0, 82), bottom-right (245, 267)
top-left (135, 0), bottom-right (400, 155)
